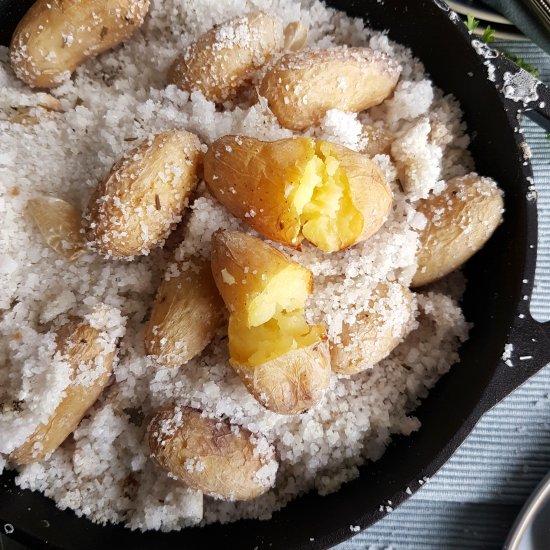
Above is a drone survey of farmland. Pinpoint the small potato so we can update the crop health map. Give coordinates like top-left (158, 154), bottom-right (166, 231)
top-left (85, 130), bottom-right (202, 258)
top-left (168, 12), bottom-right (283, 103)
top-left (211, 230), bottom-right (330, 414)
top-left (10, 317), bottom-right (114, 464)
top-left (259, 47), bottom-right (402, 131)
top-left (10, 0), bottom-right (149, 88)
top-left (283, 21), bottom-right (308, 53)
top-left (412, 173), bottom-right (504, 287)
top-left (331, 283), bottom-right (415, 375)
top-left (144, 257), bottom-right (225, 367)
top-left (360, 124), bottom-right (394, 158)
top-left (148, 405), bottom-right (278, 501)
top-left (204, 136), bottom-right (392, 253)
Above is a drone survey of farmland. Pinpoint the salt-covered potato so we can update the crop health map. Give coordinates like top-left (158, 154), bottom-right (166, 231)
top-left (259, 47), bottom-right (402, 131)
top-left (10, 0), bottom-right (150, 88)
top-left (148, 405), bottom-right (278, 501)
top-left (168, 12), bottom-right (283, 103)
top-left (360, 124), bottom-right (394, 158)
top-left (211, 230), bottom-right (330, 414)
top-left (10, 317), bottom-right (114, 465)
top-left (331, 283), bottom-right (414, 375)
top-left (412, 173), bottom-right (504, 287)
top-left (204, 136), bottom-right (392, 253)
top-left (144, 257), bottom-right (225, 367)
top-left (85, 130), bottom-right (202, 258)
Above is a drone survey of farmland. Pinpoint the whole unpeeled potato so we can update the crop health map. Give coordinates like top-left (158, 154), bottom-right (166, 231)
top-left (412, 173), bottom-right (504, 287)
top-left (144, 257), bottom-right (225, 367)
top-left (168, 12), bottom-right (283, 103)
top-left (10, 317), bottom-right (114, 464)
top-left (85, 130), bottom-right (202, 258)
top-left (331, 283), bottom-right (415, 375)
top-left (148, 405), bottom-right (278, 501)
top-left (10, 0), bottom-right (150, 88)
top-left (260, 47), bottom-right (402, 131)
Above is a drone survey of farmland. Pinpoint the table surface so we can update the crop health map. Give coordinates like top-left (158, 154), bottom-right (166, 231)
top-left (2, 41), bottom-right (550, 550)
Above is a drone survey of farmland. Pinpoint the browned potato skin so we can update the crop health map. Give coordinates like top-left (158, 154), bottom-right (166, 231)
top-left (232, 341), bottom-right (331, 415)
top-left (412, 173), bottom-right (504, 287)
top-left (10, 0), bottom-right (150, 88)
top-left (168, 12), bottom-right (283, 103)
top-left (204, 136), bottom-right (392, 250)
top-left (148, 405), bottom-right (277, 501)
top-left (85, 130), bottom-right (202, 258)
top-left (210, 229), bottom-right (313, 315)
top-left (144, 257), bottom-right (225, 367)
top-left (10, 318), bottom-right (114, 465)
top-left (259, 47), bottom-right (402, 131)
top-left (331, 283), bottom-right (414, 375)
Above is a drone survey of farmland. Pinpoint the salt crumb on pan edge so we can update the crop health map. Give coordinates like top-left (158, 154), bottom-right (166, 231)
top-left (1, 0), bottom-right (474, 532)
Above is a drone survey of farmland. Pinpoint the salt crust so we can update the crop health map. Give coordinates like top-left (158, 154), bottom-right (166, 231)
top-left (1, 0), bottom-right (472, 531)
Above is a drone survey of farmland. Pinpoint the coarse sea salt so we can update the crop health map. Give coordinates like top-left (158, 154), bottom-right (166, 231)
top-left (1, 0), bottom-right (475, 532)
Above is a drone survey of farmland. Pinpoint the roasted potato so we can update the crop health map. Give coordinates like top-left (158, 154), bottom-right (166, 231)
top-left (144, 257), bottom-right (225, 367)
top-left (85, 130), bottom-right (202, 258)
top-left (283, 21), bottom-right (308, 52)
top-left (360, 124), bottom-right (394, 158)
top-left (28, 196), bottom-right (85, 261)
top-left (331, 283), bottom-right (414, 375)
top-left (168, 12), bottom-right (283, 103)
top-left (204, 136), bottom-right (392, 253)
top-left (10, 317), bottom-right (114, 464)
top-left (412, 173), bottom-right (504, 287)
top-left (259, 47), bottom-right (401, 131)
top-left (148, 405), bottom-right (278, 501)
top-left (211, 230), bottom-right (330, 414)
top-left (10, 0), bottom-right (150, 88)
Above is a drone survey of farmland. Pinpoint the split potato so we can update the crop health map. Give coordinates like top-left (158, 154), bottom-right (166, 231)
top-left (211, 230), bottom-right (330, 414)
top-left (10, 0), bottom-right (150, 88)
top-left (204, 136), bottom-right (392, 253)
top-left (168, 12), bottom-right (283, 103)
top-left (10, 317), bottom-right (114, 464)
top-left (412, 173), bottom-right (504, 287)
top-left (144, 257), bottom-right (225, 367)
top-left (331, 283), bottom-right (415, 375)
top-left (259, 47), bottom-right (401, 131)
top-left (148, 405), bottom-right (278, 501)
top-left (85, 130), bottom-right (202, 258)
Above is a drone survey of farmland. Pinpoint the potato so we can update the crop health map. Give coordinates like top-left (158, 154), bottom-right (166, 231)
top-left (360, 124), bottom-right (394, 158)
top-left (10, 0), bottom-right (149, 88)
top-left (10, 317), bottom-right (114, 464)
top-left (259, 47), bottom-right (401, 131)
top-left (412, 173), bottom-right (504, 287)
top-left (144, 257), bottom-right (225, 367)
top-left (283, 21), bottom-right (307, 53)
top-left (204, 136), bottom-right (392, 253)
top-left (85, 130), bottom-right (202, 258)
top-left (331, 283), bottom-right (414, 375)
top-left (148, 405), bottom-right (278, 501)
top-left (168, 12), bottom-right (283, 103)
top-left (211, 230), bottom-right (330, 414)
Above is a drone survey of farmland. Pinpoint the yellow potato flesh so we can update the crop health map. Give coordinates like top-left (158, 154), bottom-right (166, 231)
top-left (229, 265), bottom-right (323, 367)
top-left (289, 142), bottom-right (363, 252)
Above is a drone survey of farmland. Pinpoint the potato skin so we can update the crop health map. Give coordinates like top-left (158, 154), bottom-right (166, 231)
top-left (259, 47), bottom-right (402, 131)
top-left (168, 12), bottom-right (283, 103)
top-left (85, 130), bottom-right (202, 258)
top-left (10, 0), bottom-right (150, 88)
top-left (210, 229), bottom-right (313, 316)
top-left (144, 257), bottom-right (225, 367)
top-left (412, 173), bottom-right (504, 287)
top-left (232, 340), bottom-right (331, 415)
top-left (10, 317), bottom-right (114, 465)
top-left (331, 283), bottom-right (414, 375)
top-left (204, 136), bottom-right (392, 249)
top-left (148, 405), bottom-right (278, 501)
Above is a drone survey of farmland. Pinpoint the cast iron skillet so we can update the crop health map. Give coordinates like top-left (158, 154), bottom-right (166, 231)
top-left (2, 0), bottom-right (550, 548)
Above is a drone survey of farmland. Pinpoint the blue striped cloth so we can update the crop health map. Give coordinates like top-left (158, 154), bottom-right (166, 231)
top-left (2, 42), bottom-right (550, 550)
top-left (340, 40), bottom-right (550, 550)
